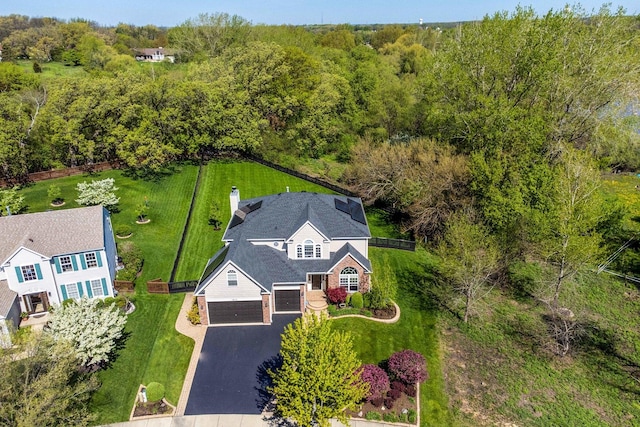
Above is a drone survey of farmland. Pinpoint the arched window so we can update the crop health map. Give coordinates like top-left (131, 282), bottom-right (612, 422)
top-left (304, 239), bottom-right (314, 258)
top-left (227, 269), bottom-right (238, 286)
top-left (339, 267), bottom-right (359, 292)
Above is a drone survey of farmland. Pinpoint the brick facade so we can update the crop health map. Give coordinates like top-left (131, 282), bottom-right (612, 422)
top-left (262, 294), bottom-right (271, 324)
top-left (197, 295), bottom-right (208, 326)
top-left (327, 255), bottom-right (371, 294)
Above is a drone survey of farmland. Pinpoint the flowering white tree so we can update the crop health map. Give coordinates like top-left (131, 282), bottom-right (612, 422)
top-left (75, 178), bottom-right (120, 211)
top-left (46, 298), bottom-right (127, 368)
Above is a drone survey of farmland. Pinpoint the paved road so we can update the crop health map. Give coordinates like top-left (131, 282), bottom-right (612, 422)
top-left (184, 314), bottom-right (300, 415)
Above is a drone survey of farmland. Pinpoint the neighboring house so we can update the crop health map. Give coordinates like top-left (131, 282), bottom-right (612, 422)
top-left (0, 206), bottom-right (118, 321)
top-left (133, 47), bottom-right (175, 63)
top-left (0, 280), bottom-right (20, 348)
top-left (194, 187), bottom-right (372, 325)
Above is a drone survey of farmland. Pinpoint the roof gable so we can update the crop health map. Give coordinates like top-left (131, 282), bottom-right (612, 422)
top-left (0, 206), bottom-right (107, 264)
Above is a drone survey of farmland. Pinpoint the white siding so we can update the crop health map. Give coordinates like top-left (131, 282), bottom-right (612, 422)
top-left (5, 248), bottom-right (60, 304)
top-left (204, 263), bottom-right (264, 301)
top-left (51, 251), bottom-right (113, 299)
top-left (287, 223), bottom-right (329, 259)
top-left (330, 239), bottom-right (368, 258)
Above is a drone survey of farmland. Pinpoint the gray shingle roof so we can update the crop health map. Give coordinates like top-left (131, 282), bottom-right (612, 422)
top-left (223, 192), bottom-right (370, 242)
top-left (0, 280), bottom-right (17, 318)
top-left (0, 206), bottom-right (106, 262)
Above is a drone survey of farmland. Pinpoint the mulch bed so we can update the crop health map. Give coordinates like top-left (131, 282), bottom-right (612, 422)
top-left (347, 392), bottom-right (417, 424)
top-left (372, 305), bottom-right (396, 319)
top-left (133, 400), bottom-right (172, 417)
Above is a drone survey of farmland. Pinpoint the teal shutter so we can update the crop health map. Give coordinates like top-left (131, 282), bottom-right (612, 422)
top-left (96, 251), bottom-right (103, 267)
top-left (54, 258), bottom-right (62, 274)
top-left (77, 282), bottom-right (84, 297)
top-left (60, 285), bottom-right (68, 301)
top-left (86, 281), bottom-right (93, 298)
top-left (71, 255), bottom-right (78, 271)
top-left (34, 264), bottom-right (42, 280)
top-left (15, 267), bottom-right (24, 283)
top-left (79, 254), bottom-right (87, 270)
top-left (101, 278), bottom-right (108, 296)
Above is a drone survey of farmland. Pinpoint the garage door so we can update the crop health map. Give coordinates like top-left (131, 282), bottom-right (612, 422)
top-left (208, 301), bottom-right (263, 324)
top-left (275, 290), bottom-right (300, 312)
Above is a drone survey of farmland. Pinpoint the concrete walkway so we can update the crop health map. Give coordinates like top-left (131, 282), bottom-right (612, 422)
top-left (173, 293), bottom-right (206, 416)
top-left (106, 415), bottom-right (401, 427)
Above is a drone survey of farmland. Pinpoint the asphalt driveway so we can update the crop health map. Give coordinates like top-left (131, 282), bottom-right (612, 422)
top-left (184, 314), bottom-right (300, 415)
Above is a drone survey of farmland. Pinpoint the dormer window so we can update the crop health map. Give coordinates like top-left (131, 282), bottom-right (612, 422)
top-left (304, 240), bottom-right (314, 258)
top-left (227, 269), bottom-right (238, 286)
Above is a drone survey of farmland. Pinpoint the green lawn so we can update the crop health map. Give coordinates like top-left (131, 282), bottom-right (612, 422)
top-left (332, 247), bottom-right (451, 427)
top-left (173, 160), bottom-right (336, 281)
top-left (17, 165), bottom-right (197, 423)
top-left (15, 160), bottom-right (451, 425)
top-left (601, 172), bottom-right (640, 231)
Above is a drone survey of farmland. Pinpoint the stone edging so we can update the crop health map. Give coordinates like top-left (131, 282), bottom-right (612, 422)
top-left (129, 384), bottom-right (176, 421)
top-left (329, 301), bottom-right (401, 324)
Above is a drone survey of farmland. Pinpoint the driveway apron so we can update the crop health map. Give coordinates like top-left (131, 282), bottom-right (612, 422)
top-left (185, 314), bottom-right (299, 415)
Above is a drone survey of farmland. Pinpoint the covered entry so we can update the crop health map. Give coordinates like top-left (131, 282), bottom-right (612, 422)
top-left (274, 289), bottom-right (300, 312)
top-left (208, 301), bottom-right (262, 324)
top-left (23, 292), bottom-right (49, 314)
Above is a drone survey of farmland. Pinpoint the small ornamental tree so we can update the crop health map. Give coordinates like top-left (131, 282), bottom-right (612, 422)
top-left (208, 200), bottom-right (222, 229)
top-left (0, 187), bottom-right (25, 216)
top-left (75, 178), bottom-right (120, 211)
top-left (388, 349), bottom-right (428, 385)
top-left (326, 287), bottom-right (347, 304)
top-left (134, 203), bottom-right (148, 221)
top-left (45, 298), bottom-right (127, 368)
top-left (269, 313), bottom-right (368, 427)
top-left (359, 364), bottom-right (390, 402)
top-left (47, 184), bottom-right (63, 204)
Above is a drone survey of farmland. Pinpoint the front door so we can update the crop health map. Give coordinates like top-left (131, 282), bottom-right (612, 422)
top-left (23, 292), bottom-right (49, 314)
top-left (311, 275), bottom-right (323, 290)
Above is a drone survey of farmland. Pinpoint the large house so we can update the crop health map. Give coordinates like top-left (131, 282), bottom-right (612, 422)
top-left (194, 187), bottom-right (372, 325)
top-left (0, 206), bottom-right (118, 329)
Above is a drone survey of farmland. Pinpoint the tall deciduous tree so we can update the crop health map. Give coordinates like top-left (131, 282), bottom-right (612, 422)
top-left (437, 213), bottom-right (499, 323)
top-left (0, 332), bottom-right (98, 426)
top-left (269, 313), bottom-right (368, 427)
top-left (46, 298), bottom-right (127, 368)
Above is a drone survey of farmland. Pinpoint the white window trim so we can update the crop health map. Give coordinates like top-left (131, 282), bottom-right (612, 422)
top-left (66, 283), bottom-right (80, 299)
top-left (85, 253), bottom-right (98, 269)
top-left (90, 279), bottom-right (104, 297)
top-left (227, 269), bottom-right (238, 286)
top-left (21, 265), bottom-right (37, 281)
top-left (339, 267), bottom-right (359, 292)
top-left (60, 256), bottom-right (73, 272)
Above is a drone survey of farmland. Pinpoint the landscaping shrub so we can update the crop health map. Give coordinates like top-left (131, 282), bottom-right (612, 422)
top-left (115, 224), bottom-right (133, 237)
top-left (359, 364), bottom-right (390, 402)
top-left (61, 298), bottom-right (76, 308)
top-left (366, 285), bottom-right (389, 310)
top-left (384, 397), bottom-right (395, 409)
top-left (351, 291), bottom-right (363, 309)
top-left (103, 297), bottom-right (116, 307)
top-left (386, 388), bottom-right (402, 401)
top-left (327, 287), bottom-right (347, 304)
top-left (390, 380), bottom-right (407, 393)
top-left (405, 384), bottom-right (417, 397)
top-left (365, 411), bottom-right (382, 421)
top-left (327, 304), bottom-right (338, 316)
top-left (345, 293), bottom-right (351, 306)
top-left (383, 412), bottom-right (398, 422)
top-left (114, 295), bottom-right (128, 309)
top-left (371, 396), bottom-right (384, 408)
top-left (117, 241), bottom-right (143, 281)
top-left (408, 409), bottom-right (417, 423)
top-left (145, 382), bottom-right (164, 402)
top-left (187, 298), bottom-right (201, 325)
top-left (388, 349), bottom-right (428, 384)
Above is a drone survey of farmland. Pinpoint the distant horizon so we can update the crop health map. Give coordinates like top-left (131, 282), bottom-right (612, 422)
top-left (0, 1), bottom-right (637, 28)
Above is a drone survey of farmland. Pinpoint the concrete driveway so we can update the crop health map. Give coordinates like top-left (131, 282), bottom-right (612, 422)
top-left (184, 314), bottom-right (299, 415)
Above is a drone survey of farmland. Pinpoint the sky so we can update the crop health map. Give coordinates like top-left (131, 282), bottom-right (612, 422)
top-left (0, 1), bottom-right (637, 27)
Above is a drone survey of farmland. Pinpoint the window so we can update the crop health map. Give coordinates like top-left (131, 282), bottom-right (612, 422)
top-left (296, 245), bottom-right (303, 259)
top-left (21, 265), bottom-right (38, 281)
top-left (304, 240), bottom-right (314, 258)
top-left (227, 270), bottom-right (238, 286)
top-left (91, 279), bottom-right (104, 297)
top-left (315, 244), bottom-right (322, 258)
top-left (339, 267), bottom-right (359, 292)
top-left (85, 253), bottom-right (97, 268)
top-left (59, 256), bottom-right (73, 272)
top-left (66, 283), bottom-right (80, 299)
